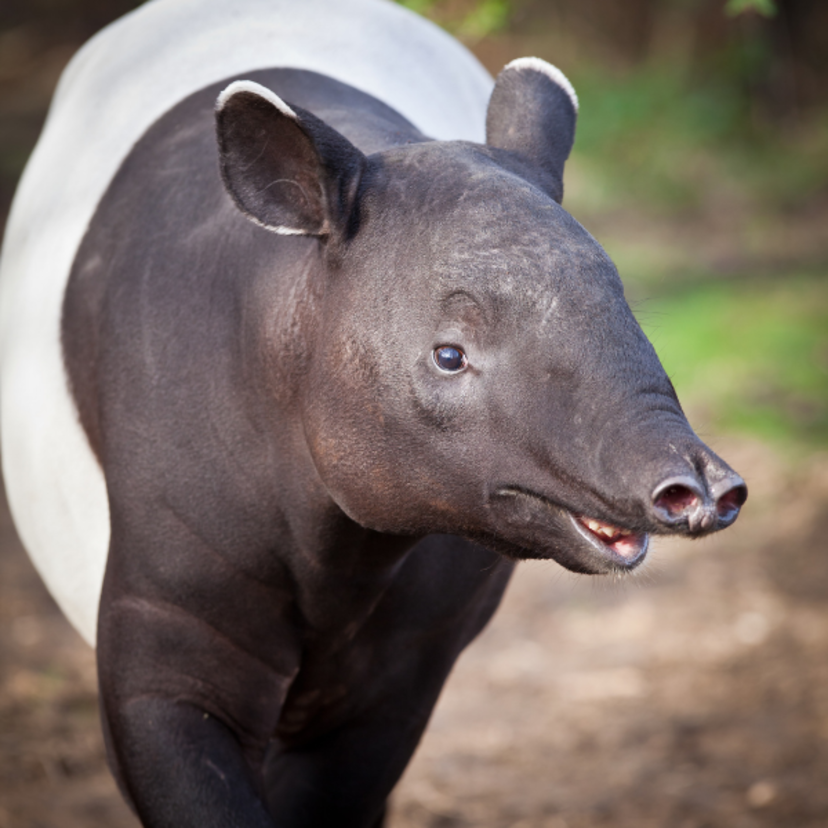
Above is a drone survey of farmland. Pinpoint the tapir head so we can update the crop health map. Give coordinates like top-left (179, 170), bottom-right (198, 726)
top-left (215, 60), bottom-right (747, 574)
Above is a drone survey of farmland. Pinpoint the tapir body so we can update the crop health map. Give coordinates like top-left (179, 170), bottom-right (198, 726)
top-left (0, 0), bottom-right (746, 825)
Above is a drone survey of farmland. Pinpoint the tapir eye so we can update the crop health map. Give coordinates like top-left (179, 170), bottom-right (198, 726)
top-left (433, 345), bottom-right (468, 373)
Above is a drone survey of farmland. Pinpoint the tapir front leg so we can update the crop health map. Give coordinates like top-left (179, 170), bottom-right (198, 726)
top-left (97, 603), bottom-right (294, 827)
top-left (100, 695), bottom-right (278, 827)
top-left (261, 668), bottom-right (452, 827)
top-left (96, 508), bottom-right (302, 828)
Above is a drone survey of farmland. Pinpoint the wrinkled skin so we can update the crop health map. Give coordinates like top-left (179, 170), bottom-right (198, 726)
top-left (60, 65), bottom-right (746, 828)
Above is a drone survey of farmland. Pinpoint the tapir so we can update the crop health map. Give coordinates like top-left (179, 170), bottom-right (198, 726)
top-left (0, 0), bottom-right (747, 825)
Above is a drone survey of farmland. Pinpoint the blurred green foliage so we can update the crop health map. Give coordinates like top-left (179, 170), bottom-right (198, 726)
top-left (394, 0), bottom-right (435, 15)
top-left (571, 67), bottom-right (745, 213)
top-left (725, 0), bottom-right (778, 17)
top-left (394, 0), bottom-right (511, 39)
top-left (457, 0), bottom-right (511, 39)
top-left (638, 275), bottom-right (828, 447)
top-left (569, 66), bottom-right (828, 214)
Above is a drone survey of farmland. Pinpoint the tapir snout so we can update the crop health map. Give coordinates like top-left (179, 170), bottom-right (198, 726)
top-left (484, 430), bottom-right (747, 575)
top-left (651, 454), bottom-right (748, 535)
top-left (587, 406), bottom-right (748, 544)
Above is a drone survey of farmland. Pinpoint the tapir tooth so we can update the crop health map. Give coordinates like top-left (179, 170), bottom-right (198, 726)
top-left (580, 516), bottom-right (634, 542)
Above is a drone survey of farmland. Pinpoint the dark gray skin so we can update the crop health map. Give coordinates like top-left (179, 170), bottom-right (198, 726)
top-left (61, 65), bottom-right (746, 828)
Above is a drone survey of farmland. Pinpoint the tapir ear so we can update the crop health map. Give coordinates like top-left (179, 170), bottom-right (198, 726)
top-left (485, 58), bottom-right (578, 204)
top-left (215, 80), bottom-right (366, 237)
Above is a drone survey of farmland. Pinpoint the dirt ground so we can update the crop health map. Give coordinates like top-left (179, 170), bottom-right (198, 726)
top-left (1, 437), bottom-right (827, 828)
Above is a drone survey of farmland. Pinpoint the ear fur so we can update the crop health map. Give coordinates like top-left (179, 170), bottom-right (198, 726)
top-left (215, 80), bottom-right (366, 237)
top-left (486, 58), bottom-right (578, 204)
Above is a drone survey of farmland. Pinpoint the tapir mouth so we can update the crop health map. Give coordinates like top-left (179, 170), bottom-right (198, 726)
top-left (489, 486), bottom-right (650, 573)
top-left (570, 514), bottom-right (649, 565)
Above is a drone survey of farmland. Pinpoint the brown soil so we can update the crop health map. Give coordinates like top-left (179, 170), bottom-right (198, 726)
top-left (1, 437), bottom-right (827, 828)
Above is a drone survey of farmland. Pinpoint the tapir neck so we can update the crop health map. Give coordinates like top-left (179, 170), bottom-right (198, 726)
top-left (266, 441), bottom-right (419, 635)
top-left (245, 274), bottom-right (420, 633)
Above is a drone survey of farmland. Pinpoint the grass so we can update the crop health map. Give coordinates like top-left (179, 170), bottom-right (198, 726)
top-left (635, 273), bottom-right (828, 447)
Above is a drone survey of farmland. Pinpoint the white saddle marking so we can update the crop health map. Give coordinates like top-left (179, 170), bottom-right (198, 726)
top-left (0, 0), bottom-right (493, 646)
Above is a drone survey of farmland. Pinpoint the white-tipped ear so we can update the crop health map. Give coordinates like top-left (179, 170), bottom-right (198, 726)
top-left (500, 57), bottom-right (579, 113)
top-left (216, 80), bottom-right (298, 121)
top-left (215, 80), bottom-right (366, 237)
top-left (486, 57), bottom-right (578, 204)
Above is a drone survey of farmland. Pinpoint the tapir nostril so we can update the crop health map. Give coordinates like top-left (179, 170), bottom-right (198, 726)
top-left (715, 482), bottom-right (748, 522)
top-left (652, 477), bottom-right (703, 521)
